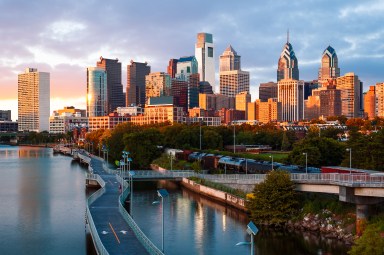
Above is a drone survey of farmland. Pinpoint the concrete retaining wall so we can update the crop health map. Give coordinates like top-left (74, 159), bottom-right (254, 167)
top-left (181, 178), bottom-right (247, 212)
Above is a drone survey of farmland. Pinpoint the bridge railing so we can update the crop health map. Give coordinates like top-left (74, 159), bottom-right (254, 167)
top-left (86, 174), bottom-right (109, 255)
top-left (117, 175), bottom-right (164, 255)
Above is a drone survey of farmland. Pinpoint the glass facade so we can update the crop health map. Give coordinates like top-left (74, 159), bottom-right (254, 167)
top-left (87, 67), bottom-right (107, 117)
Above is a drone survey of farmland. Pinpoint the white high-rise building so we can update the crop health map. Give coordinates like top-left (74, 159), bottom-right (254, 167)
top-left (195, 33), bottom-right (215, 90)
top-left (18, 68), bottom-right (50, 132)
top-left (278, 79), bottom-right (304, 121)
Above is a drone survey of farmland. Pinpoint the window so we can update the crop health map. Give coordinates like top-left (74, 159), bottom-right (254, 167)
top-left (208, 47), bottom-right (213, 57)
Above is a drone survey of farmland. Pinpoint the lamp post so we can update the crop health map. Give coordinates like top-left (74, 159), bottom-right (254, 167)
top-left (199, 118), bottom-right (202, 151)
top-left (303, 152), bottom-right (308, 174)
top-left (153, 189), bottom-right (169, 253)
top-left (269, 155), bottom-right (274, 170)
top-left (233, 123), bottom-right (236, 154)
top-left (236, 221), bottom-right (259, 255)
top-left (346, 148), bottom-right (352, 174)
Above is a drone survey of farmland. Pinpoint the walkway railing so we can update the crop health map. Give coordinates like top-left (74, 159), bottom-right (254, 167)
top-left (116, 175), bottom-right (164, 255)
top-left (86, 173), bottom-right (109, 255)
top-left (199, 173), bottom-right (384, 188)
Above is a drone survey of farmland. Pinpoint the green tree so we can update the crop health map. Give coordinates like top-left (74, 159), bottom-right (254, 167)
top-left (124, 128), bottom-right (164, 169)
top-left (281, 131), bottom-right (291, 151)
top-left (203, 129), bottom-right (223, 150)
top-left (349, 216), bottom-right (384, 255)
top-left (246, 171), bottom-right (298, 226)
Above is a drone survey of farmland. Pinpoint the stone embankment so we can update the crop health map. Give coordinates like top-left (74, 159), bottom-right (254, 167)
top-left (288, 210), bottom-right (355, 244)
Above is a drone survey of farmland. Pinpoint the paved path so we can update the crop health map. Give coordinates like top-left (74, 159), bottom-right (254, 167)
top-left (89, 157), bottom-right (149, 255)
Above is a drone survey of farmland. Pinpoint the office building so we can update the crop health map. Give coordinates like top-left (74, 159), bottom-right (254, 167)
top-left (49, 115), bottom-right (88, 134)
top-left (318, 46), bottom-right (340, 86)
top-left (219, 45), bottom-right (240, 72)
top-left (319, 85), bottom-right (342, 118)
top-left (195, 32), bottom-right (215, 88)
top-left (336, 72), bottom-right (363, 118)
top-left (199, 93), bottom-right (235, 111)
top-left (278, 79), bottom-right (304, 122)
top-left (235, 92), bottom-right (251, 117)
top-left (116, 106), bottom-right (144, 117)
top-left (126, 61), bottom-right (151, 106)
top-left (259, 82), bottom-right (278, 102)
top-left (304, 96), bottom-right (320, 120)
top-left (259, 98), bottom-right (281, 123)
top-left (87, 67), bottom-right (107, 117)
top-left (199, 81), bottom-right (213, 94)
top-left (219, 45), bottom-right (249, 97)
top-left (56, 106), bottom-right (86, 117)
top-left (145, 72), bottom-right (171, 104)
top-left (376, 83), bottom-right (384, 118)
top-left (97, 57), bottom-right (124, 113)
top-left (18, 68), bottom-right (50, 132)
top-left (175, 56), bottom-right (198, 81)
top-left (167, 59), bottom-right (178, 78)
top-left (364, 86), bottom-right (376, 120)
top-left (247, 101), bottom-right (259, 121)
top-left (88, 115), bottom-right (131, 132)
top-left (131, 104), bottom-right (184, 125)
top-left (220, 70), bottom-right (250, 97)
top-left (277, 34), bottom-right (299, 81)
top-left (0, 110), bottom-right (11, 121)
top-left (304, 80), bottom-right (319, 99)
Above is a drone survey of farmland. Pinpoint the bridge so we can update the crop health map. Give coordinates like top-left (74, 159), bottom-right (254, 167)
top-left (81, 153), bottom-right (164, 255)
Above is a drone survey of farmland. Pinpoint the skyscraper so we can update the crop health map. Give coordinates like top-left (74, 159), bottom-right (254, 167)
top-left (219, 45), bottom-right (241, 72)
top-left (219, 45), bottom-right (249, 97)
top-left (376, 83), bottom-right (384, 117)
top-left (278, 79), bottom-right (304, 121)
top-left (235, 92), bottom-right (251, 117)
top-left (87, 67), bottom-right (107, 117)
top-left (277, 33), bottom-right (299, 81)
top-left (318, 46), bottom-right (340, 86)
top-left (145, 72), bottom-right (171, 104)
top-left (126, 61), bottom-right (151, 107)
top-left (167, 59), bottom-right (178, 78)
top-left (18, 68), bottom-right (50, 132)
top-left (175, 56), bottom-right (198, 81)
top-left (336, 72), bottom-right (363, 118)
top-left (363, 86), bottom-right (376, 120)
top-left (259, 82), bottom-right (278, 102)
top-left (97, 57), bottom-right (124, 113)
top-left (319, 85), bottom-right (342, 118)
top-left (195, 33), bottom-right (215, 88)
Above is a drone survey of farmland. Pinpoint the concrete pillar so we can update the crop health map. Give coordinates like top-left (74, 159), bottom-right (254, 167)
top-left (356, 204), bottom-right (370, 236)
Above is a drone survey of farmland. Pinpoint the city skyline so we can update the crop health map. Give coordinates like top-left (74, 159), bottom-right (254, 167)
top-left (1, 0), bottom-right (384, 121)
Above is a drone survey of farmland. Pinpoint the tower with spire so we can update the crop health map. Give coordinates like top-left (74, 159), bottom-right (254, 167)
top-left (277, 31), bottom-right (299, 81)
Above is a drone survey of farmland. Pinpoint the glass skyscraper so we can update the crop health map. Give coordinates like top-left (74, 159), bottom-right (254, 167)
top-left (87, 67), bottom-right (107, 117)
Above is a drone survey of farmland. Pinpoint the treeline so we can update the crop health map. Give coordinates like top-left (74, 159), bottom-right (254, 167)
top-left (86, 120), bottom-right (384, 171)
top-left (85, 122), bottom-right (297, 169)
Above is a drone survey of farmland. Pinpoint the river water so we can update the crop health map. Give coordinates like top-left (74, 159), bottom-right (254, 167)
top-left (0, 145), bottom-right (349, 255)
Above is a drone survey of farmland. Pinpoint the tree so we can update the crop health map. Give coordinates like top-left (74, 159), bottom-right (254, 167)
top-left (124, 128), bottom-right (164, 169)
top-left (203, 129), bottom-right (223, 150)
top-left (349, 217), bottom-right (384, 255)
top-left (281, 131), bottom-right (291, 151)
top-left (246, 171), bottom-right (298, 226)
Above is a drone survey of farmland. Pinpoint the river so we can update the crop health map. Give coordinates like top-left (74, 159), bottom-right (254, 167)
top-left (0, 145), bottom-right (349, 254)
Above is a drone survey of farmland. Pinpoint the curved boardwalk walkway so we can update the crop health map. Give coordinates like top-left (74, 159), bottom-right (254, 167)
top-left (89, 156), bottom-right (149, 255)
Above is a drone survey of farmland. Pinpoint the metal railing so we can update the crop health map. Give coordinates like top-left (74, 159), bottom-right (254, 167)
top-left (86, 174), bottom-right (109, 255)
top-left (117, 175), bottom-right (164, 255)
top-left (78, 153), bottom-right (91, 165)
top-left (121, 170), bottom-right (196, 179)
top-left (196, 173), bottom-right (384, 188)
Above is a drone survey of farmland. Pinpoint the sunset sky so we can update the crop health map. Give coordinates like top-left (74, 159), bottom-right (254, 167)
top-left (1, 0), bottom-right (384, 121)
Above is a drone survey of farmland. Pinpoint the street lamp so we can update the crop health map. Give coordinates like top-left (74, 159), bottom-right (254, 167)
top-left (236, 221), bottom-right (259, 255)
top-left (346, 148), bottom-right (352, 174)
top-left (233, 123), bottom-right (236, 154)
top-left (152, 189), bottom-right (169, 253)
top-left (199, 118), bottom-right (202, 151)
top-left (269, 155), bottom-right (274, 170)
top-left (303, 152), bottom-right (308, 174)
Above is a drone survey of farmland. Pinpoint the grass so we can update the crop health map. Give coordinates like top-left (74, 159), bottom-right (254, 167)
top-left (152, 153), bottom-right (192, 170)
top-left (188, 176), bottom-right (247, 198)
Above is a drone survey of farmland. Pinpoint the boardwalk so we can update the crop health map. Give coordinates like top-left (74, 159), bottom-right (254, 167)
top-left (88, 156), bottom-right (150, 255)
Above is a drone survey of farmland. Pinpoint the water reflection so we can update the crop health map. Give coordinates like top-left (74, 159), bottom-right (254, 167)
top-left (132, 180), bottom-right (349, 255)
